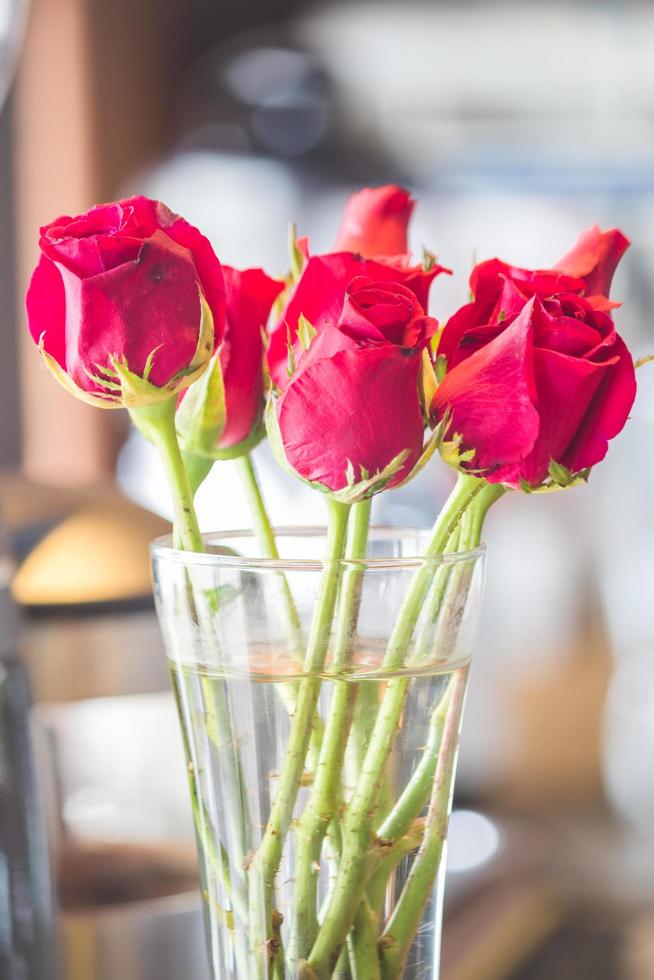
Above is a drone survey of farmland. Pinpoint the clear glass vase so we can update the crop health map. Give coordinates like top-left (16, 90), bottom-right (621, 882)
top-left (151, 527), bottom-right (485, 980)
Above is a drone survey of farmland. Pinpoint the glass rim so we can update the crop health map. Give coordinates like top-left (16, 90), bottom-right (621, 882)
top-left (150, 526), bottom-right (486, 572)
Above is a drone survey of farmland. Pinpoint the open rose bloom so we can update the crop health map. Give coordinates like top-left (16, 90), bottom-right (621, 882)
top-left (431, 226), bottom-right (637, 489)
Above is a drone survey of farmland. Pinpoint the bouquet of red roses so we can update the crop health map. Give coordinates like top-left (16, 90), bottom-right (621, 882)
top-left (27, 187), bottom-right (638, 980)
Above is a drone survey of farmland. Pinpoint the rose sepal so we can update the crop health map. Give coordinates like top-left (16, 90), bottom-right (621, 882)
top-left (288, 223), bottom-right (308, 283)
top-left (330, 452), bottom-right (411, 505)
top-left (210, 421), bottom-right (267, 461)
top-left (390, 421), bottom-right (449, 492)
top-left (176, 350), bottom-right (227, 457)
top-left (182, 420), bottom-right (268, 498)
top-left (418, 349), bottom-right (438, 423)
top-left (177, 356), bottom-right (267, 463)
top-left (37, 339), bottom-right (117, 409)
top-left (517, 460), bottom-right (592, 495)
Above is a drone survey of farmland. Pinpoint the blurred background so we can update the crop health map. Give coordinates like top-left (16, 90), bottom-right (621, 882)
top-left (1, 1), bottom-right (654, 978)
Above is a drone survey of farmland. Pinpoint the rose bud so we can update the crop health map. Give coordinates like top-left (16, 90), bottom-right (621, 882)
top-left (438, 225), bottom-right (630, 374)
top-left (431, 293), bottom-right (636, 490)
top-left (26, 196), bottom-right (225, 408)
top-left (554, 224), bottom-right (630, 299)
top-left (267, 185), bottom-right (450, 387)
top-left (268, 278), bottom-right (439, 502)
top-left (177, 266), bottom-right (284, 459)
top-left (333, 184), bottom-right (415, 257)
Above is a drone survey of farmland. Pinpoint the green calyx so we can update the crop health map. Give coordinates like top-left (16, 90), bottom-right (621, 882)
top-left (518, 459), bottom-right (592, 494)
top-left (265, 393), bottom-right (440, 505)
top-left (176, 351), bottom-right (227, 456)
top-left (38, 291), bottom-right (214, 410)
top-left (181, 416), bottom-right (267, 499)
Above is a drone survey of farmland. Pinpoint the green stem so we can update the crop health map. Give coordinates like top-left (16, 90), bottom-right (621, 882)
top-left (361, 526), bottom-right (463, 926)
top-left (377, 667), bottom-right (468, 980)
top-left (364, 524), bottom-right (472, 917)
top-left (236, 453), bottom-right (303, 653)
top-left (412, 525), bottom-right (461, 665)
top-left (347, 899), bottom-right (381, 980)
top-left (235, 452), bottom-right (316, 752)
top-left (133, 400), bottom-right (255, 971)
top-left (288, 498), bottom-right (371, 966)
top-left (373, 484), bottom-right (501, 853)
top-left (366, 820), bottom-right (425, 917)
top-left (333, 949), bottom-right (352, 980)
top-left (201, 675), bottom-right (251, 891)
top-left (248, 498), bottom-right (351, 976)
top-left (130, 398), bottom-right (203, 552)
top-left (378, 474), bottom-right (484, 674)
top-left (376, 481), bottom-right (505, 977)
top-left (375, 683), bottom-right (453, 851)
top-left (183, 450), bottom-right (214, 497)
top-left (466, 481), bottom-right (506, 541)
top-left (306, 474), bottom-right (483, 979)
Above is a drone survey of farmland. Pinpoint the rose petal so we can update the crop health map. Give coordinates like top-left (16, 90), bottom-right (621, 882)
top-left (534, 316), bottom-right (603, 358)
top-left (555, 225), bottom-right (630, 298)
top-left (515, 345), bottom-right (610, 486)
top-left (333, 185), bottom-right (415, 258)
top-left (432, 298), bottom-right (541, 478)
top-left (59, 231), bottom-right (203, 393)
top-left (278, 345), bottom-right (424, 492)
top-left (26, 255), bottom-right (67, 368)
top-left (268, 252), bottom-right (443, 385)
top-left (563, 333), bottom-right (636, 472)
top-left (218, 266), bottom-right (284, 448)
top-left (471, 258), bottom-right (585, 306)
top-left (165, 213), bottom-right (226, 347)
top-left (339, 277), bottom-right (436, 348)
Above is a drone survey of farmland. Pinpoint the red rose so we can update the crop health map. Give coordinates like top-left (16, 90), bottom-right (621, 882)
top-left (439, 225), bottom-right (629, 374)
top-left (269, 278), bottom-right (437, 498)
top-left (177, 266), bottom-right (284, 457)
top-left (219, 267), bottom-right (284, 449)
top-left (26, 196), bottom-right (225, 407)
top-left (432, 293), bottom-right (636, 488)
top-left (333, 185), bottom-right (415, 257)
top-left (268, 253), bottom-right (446, 387)
top-left (554, 224), bottom-right (630, 298)
top-left (267, 184), bottom-right (449, 387)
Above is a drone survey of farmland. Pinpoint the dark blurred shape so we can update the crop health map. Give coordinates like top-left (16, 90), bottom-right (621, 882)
top-left (224, 46), bottom-right (329, 156)
top-left (0, 524), bottom-right (57, 979)
top-left (58, 839), bottom-right (197, 909)
top-left (506, 912), bottom-right (622, 980)
top-left (176, 31), bottom-right (336, 164)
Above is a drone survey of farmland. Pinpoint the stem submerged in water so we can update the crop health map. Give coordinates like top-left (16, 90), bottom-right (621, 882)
top-left (288, 498), bottom-right (372, 966)
top-left (376, 481), bottom-right (505, 976)
top-left (306, 474), bottom-right (484, 979)
top-left (248, 498), bottom-right (351, 977)
top-left (136, 399), bottom-right (259, 973)
top-left (377, 667), bottom-right (468, 979)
